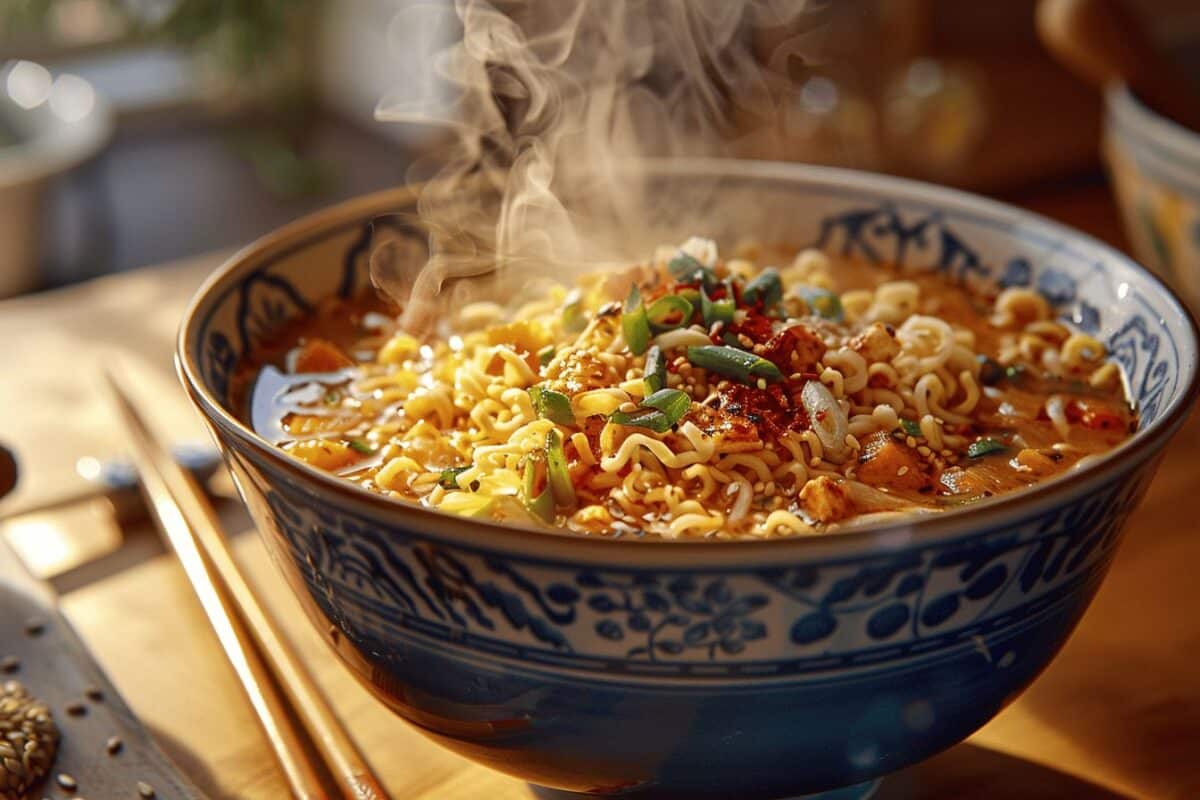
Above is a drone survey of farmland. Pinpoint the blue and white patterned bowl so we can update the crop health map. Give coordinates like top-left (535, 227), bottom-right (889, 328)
top-left (178, 161), bottom-right (1199, 799)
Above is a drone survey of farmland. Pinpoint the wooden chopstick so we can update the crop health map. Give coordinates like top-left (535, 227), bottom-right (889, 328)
top-left (101, 369), bottom-right (387, 800)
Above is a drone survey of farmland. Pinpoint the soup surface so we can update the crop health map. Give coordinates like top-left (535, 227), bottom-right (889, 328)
top-left (238, 238), bottom-right (1134, 539)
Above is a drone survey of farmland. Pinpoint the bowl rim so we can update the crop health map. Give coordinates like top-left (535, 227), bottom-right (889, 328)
top-left (1105, 83), bottom-right (1200, 173)
top-left (177, 158), bottom-right (1200, 554)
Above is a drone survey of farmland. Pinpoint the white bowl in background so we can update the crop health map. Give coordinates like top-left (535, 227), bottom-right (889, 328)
top-left (0, 61), bottom-right (113, 298)
top-left (1103, 84), bottom-right (1200, 313)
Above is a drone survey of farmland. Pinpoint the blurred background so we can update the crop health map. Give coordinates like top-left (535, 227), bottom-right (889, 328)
top-left (1, 0), bottom-right (1198, 299)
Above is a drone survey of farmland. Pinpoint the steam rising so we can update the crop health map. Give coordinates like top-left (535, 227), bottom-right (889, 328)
top-left (375, 0), bottom-right (833, 334)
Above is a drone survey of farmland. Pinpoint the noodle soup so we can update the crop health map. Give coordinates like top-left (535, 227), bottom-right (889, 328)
top-left (238, 239), bottom-right (1135, 539)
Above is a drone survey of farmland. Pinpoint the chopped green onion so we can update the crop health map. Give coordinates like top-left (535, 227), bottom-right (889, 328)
top-left (668, 253), bottom-right (718, 290)
top-left (348, 439), bottom-right (375, 455)
top-left (900, 418), bottom-right (923, 437)
top-left (537, 344), bottom-right (555, 367)
top-left (323, 390), bottom-right (341, 405)
top-left (545, 429), bottom-right (576, 508)
top-left (797, 287), bottom-right (844, 321)
top-left (1005, 364), bottom-right (1026, 384)
top-left (528, 385), bottom-right (576, 425)
top-left (438, 466), bottom-right (471, 489)
top-left (640, 388), bottom-right (691, 421)
top-left (743, 268), bottom-right (783, 310)
top-left (609, 388), bottom-right (691, 433)
top-left (562, 293), bottom-right (587, 333)
top-left (677, 287), bottom-right (701, 308)
top-left (686, 345), bottom-right (784, 384)
top-left (523, 454), bottom-right (555, 522)
top-left (668, 252), bottom-right (704, 277)
top-left (622, 285), bottom-right (651, 356)
top-left (700, 286), bottom-right (736, 327)
top-left (967, 438), bottom-right (1008, 458)
top-left (644, 345), bottom-right (668, 395)
top-left (646, 295), bottom-right (694, 332)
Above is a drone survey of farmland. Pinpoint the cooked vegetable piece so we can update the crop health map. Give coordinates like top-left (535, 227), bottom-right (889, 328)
top-left (900, 418), bottom-right (922, 437)
top-left (545, 429), bottom-right (577, 507)
top-left (348, 439), bottom-right (375, 455)
top-left (608, 388), bottom-right (690, 433)
top-left (700, 286), bottom-right (736, 326)
top-left (967, 438), bottom-right (1008, 458)
top-left (643, 345), bottom-right (667, 395)
top-left (522, 454), bottom-right (555, 522)
top-left (537, 344), bottom-right (555, 367)
top-left (686, 345), bottom-right (784, 383)
top-left (438, 465), bottom-right (471, 489)
top-left (646, 295), bottom-right (695, 332)
top-left (640, 388), bottom-right (691, 421)
top-left (797, 287), bottom-right (844, 321)
top-left (743, 267), bottom-right (783, 310)
top-left (562, 293), bottom-right (587, 333)
top-left (799, 380), bottom-right (850, 462)
top-left (529, 385), bottom-right (576, 425)
top-left (622, 285), bottom-right (651, 355)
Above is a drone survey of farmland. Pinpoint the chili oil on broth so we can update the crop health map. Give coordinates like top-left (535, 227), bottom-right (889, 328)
top-left (238, 239), bottom-right (1135, 540)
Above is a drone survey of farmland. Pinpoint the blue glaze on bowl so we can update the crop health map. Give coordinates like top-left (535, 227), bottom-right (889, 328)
top-left (178, 161), bottom-right (1199, 798)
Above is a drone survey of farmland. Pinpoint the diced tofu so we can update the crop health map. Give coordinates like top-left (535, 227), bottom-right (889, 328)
top-left (849, 322), bottom-right (900, 363)
top-left (799, 476), bottom-right (853, 523)
top-left (292, 338), bottom-right (353, 373)
top-left (856, 431), bottom-right (930, 491)
top-left (763, 324), bottom-right (827, 372)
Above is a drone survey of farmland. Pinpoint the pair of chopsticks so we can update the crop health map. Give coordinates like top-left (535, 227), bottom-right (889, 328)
top-left (101, 370), bottom-right (387, 800)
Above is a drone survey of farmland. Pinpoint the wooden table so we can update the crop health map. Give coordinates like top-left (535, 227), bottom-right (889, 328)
top-left (1, 179), bottom-right (1198, 799)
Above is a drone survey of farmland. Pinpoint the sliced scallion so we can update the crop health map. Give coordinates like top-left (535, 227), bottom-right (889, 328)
top-left (743, 268), bottom-right (783, 310)
top-left (686, 345), bottom-right (784, 384)
top-left (641, 388), bottom-right (691, 420)
top-left (537, 344), bottom-right (555, 367)
top-left (700, 286), bottom-right (736, 327)
top-left (523, 454), bottom-right (555, 523)
top-left (609, 388), bottom-right (691, 433)
top-left (643, 345), bottom-right (667, 395)
top-left (348, 439), bottom-right (375, 455)
top-left (967, 438), bottom-right (1007, 458)
top-left (528, 385), bottom-right (576, 425)
top-left (646, 295), bottom-right (694, 332)
top-left (562, 292), bottom-right (587, 333)
top-left (545, 429), bottom-right (576, 508)
top-left (622, 284), bottom-right (651, 356)
top-left (797, 286), bottom-right (845, 321)
top-left (438, 465), bottom-right (471, 490)
top-left (668, 252), bottom-right (718, 290)
top-left (900, 418), bottom-right (923, 438)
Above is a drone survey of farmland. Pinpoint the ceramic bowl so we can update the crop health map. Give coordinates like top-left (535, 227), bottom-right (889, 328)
top-left (0, 61), bottom-right (112, 297)
top-left (1104, 84), bottom-right (1200, 313)
top-left (178, 161), bottom-right (1199, 800)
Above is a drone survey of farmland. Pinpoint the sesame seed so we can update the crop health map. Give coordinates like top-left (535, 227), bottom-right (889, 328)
top-left (756, 378), bottom-right (767, 390)
top-left (106, 736), bottom-right (123, 755)
top-left (137, 781), bottom-right (157, 798)
top-left (22, 619), bottom-right (45, 638)
top-left (83, 686), bottom-right (103, 702)
top-left (0, 657), bottom-right (18, 675)
top-left (65, 702), bottom-right (86, 717)
top-left (897, 466), bottom-right (910, 477)
top-left (56, 773), bottom-right (77, 791)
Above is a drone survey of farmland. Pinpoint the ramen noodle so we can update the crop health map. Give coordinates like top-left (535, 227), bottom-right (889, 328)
top-left (239, 238), bottom-right (1135, 539)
